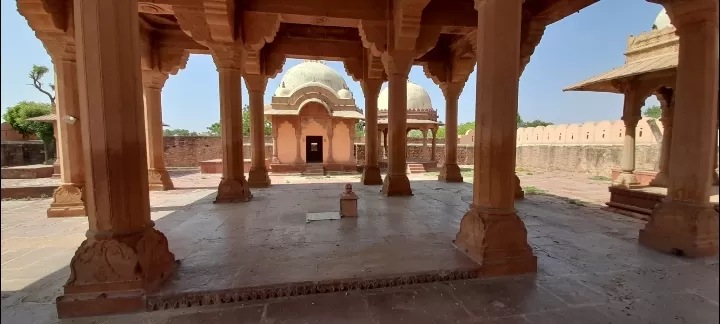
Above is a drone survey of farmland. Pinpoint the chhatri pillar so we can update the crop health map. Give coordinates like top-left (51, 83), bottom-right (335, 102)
top-left (421, 127), bottom-right (429, 159)
top-left (271, 118), bottom-right (280, 164)
top-left (361, 78), bottom-right (383, 185)
top-left (650, 87), bottom-right (675, 187)
top-left (56, 0), bottom-right (175, 317)
top-left (430, 128), bottom-right (437, 161)
top-left (212, 46), bottom-right (252, 203)
top-left (612, 83), bottom-right (643, 188)
top-left (440, 83), bottom-right (463, 182)
top-left (381, 51), bottom-right (414, 196)
top-left (142, 71), bottom-right (174, 191)
top-left (640, 0), bottom-right (718, 257)
top-left (245, 75), bottom-right (271, 188)
top-left (455, 0), bottom-right (536, 276)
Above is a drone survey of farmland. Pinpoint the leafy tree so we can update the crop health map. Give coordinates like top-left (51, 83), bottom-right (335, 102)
top-left (517, 115), bottom-right (524, 128)
top-left (457, 121), bottom-right (476, 136)
top-left (163, 128), bottom-right (199, 136)
top-left (520, 119), bottom-right (553, 128)
top-left (2, 101), bottom-right (55, 162)
top-left (208, 105), bottom-right (271, 136)
top-left (435, 126), bottom-right (445, 138)
top-left (28, 65), bottom-right (56, 107)
top-left (643, 105), bottom-right (661, 119)
top-left (355, 120), bottom-right (365, 138)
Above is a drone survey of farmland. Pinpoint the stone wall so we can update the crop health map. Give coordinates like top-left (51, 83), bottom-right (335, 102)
top-left (1, 141), bottom-right (46, 167)
top-left (515, 144), bottom-right (661, 176)
top-left (163, 136), bottom-right (273, 167)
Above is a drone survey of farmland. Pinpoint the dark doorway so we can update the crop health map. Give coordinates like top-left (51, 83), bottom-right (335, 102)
top-left (306, 136), bottom-right (323, 163)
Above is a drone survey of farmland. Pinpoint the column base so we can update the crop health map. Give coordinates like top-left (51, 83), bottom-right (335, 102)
top-left (52, 160), bottom-right (61, 179)
top-left (612, 172), bottom-right (642, 189)
top-left (215, 177), bottom-right (253, 203)
top-left (148, 169), bottom-right (174, 191)
top-left (649, 171), bottom-right (669, 188)
top-left (438, 164), bottom-right (463, 182)
top-left (639, 200), bottom-right (719, 257)
top-left (514, 174), bottom-right (524, 200)
top-left (454, 206), bottom-right (537, 277)
top-left (47, 184), bottom-right (86, 218)
top-left (382, 174), bottom-right (413, 196)
top-left (361, 165), bottom-right (383, 185)
top-left (247, 167), bottom-right (271, 188)
top-left (57, 226), bottom-right (175, 318)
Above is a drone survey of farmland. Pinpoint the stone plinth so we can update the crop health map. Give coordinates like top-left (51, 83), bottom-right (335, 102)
top-left (1, 164), bottom-right (54, 179)
top-left (200, 158), bottom-right (271, 174)
top-left (611, 169), bottom-right (658, 186)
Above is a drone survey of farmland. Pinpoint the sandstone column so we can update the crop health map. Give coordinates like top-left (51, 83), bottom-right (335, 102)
top-left (56, 0), bottom-right (175, 317)
top-left (381, 53), bottom-right (414, 196)
top-left (650, 88), bottom-right (674, 187)
top-left (327, 119), bottom-right (335, 163)
top-left (362, 79), bottom-right (383, 185)
top-left (422, 128), bottom-right (428, 160)
top-left (382, 129), bottom-right (388, 160)
top-left (712, 136), bottom-right (718, 185)
top-left (212, 47), bottom-right (252, 203)
top-left (46, 45), bottom-right (86, 218)
top-left (271, 118), bottom-right (280, 164)
top-left (142, 71), bottom-right (174, 191)
top-left (454, 0), bottom-right (536, 276)
top-left (430, 128), bottom-right (437, 162)
top-left (295, 119), bottom-right (303, 164)
top-left (613, 89), bottom-right (642, 188)
top-left (245, 75), bottom-right (271, 188)
top-left (640, 0), bottom-right (718, 257)
top-left (439, 81), bottom-right (464, 182)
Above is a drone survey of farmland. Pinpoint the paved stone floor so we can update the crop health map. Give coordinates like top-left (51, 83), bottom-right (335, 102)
top-left (1, 170), bottom-right (718, 323)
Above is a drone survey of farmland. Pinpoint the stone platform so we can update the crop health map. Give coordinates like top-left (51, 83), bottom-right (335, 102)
top-left (611, 169), bottom-right (658, 186)
top-left (607, 185), bottom-right (720, 220)
top-left (1, 164), bottom-right (54, 179)
top-left (378, 160), bottom-right (438, 173)
top-left (199, 158), bottom-right (270, 174)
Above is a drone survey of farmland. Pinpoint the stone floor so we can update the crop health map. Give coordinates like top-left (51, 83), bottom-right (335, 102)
top-left (1, 170), bottom-right (718, 323)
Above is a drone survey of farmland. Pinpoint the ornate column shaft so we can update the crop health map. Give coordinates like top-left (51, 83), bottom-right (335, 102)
top-left (362, 79), bottom-right (383, 185)
top-left (650, 88), bottom-right (674, 187)
top-left (430, 128), bottom-right (437, 162)
top-left (46, 45), bottom-right (87, 217)
top-left (422, 128), bottom-right (428, 159)
top-left (327, 119), bottom-right (335, 163)
top-left (56, 0), bottom-right (175, 317)
top-left (271, 118), bottom-right (280, 164)
top-left (613, 87), bottom-right (642, 188)
top-left (245, 75), bottom-right (271, 188)
top-left (382, 129), bottom-right (388, 160)
top-left (381, 51), bottom-right (414, 196)
top-left (212, 47), bottom-right (252, 203)
top-left (455, 0), bottom-right (536, 276)
top-left (439, 81), bottom-right (464, 182)
top-left (142, 71), bottom-right (174, 191)
top-left (640, 0), bottom-right (718, 257)
top-left (295, 119), bottom-right (303, 163)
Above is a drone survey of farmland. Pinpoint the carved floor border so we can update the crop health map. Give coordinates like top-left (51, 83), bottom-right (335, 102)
top-left (146, 267), bottom-right (480, 311)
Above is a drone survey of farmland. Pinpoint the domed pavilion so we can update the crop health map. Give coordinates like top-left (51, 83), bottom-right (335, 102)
top-left (264, 60), bottom-right (364, 174)
top-left (377, 82), bottom-right (442, 167)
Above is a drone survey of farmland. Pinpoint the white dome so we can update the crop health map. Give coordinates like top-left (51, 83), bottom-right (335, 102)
top-left (653, 8), bottom-right (673, 30)
top-left (276, 61), bottom-right (348, 95)
top-left (274, 84), bottom-right (291, 97)
top-left (337, 88), bottom-right (353, 99)
top-left (378, 82), bottom-right (433, 111)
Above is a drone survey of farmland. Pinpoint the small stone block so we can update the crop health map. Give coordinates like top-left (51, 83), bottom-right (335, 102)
top-left (340, 183), bottom-right (359, 217)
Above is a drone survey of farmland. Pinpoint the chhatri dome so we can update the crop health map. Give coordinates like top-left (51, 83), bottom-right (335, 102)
top-left (273, 60), bottom-right (351, 98)
top-left (652, 8), bottom-right (673, 30)
top-left (378, 82), bottom-right (433, 111)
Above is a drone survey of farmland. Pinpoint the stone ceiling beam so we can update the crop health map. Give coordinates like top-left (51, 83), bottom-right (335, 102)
top-left (266, 37), bottom-right (365, 61)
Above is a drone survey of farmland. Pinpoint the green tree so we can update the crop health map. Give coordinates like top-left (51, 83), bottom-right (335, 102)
top-left (28, 65), bottom-right (56, 107)
top-left (355, 120), bottom-right (365, 138)
top-left (163, 128), bottom-right (198, 136)
top-left (208, 105), bottom-right (271, 136)
top-left (520, 119), bottom-right (553, 127)
top-left (2, 101), bottom-right (55, 162)
top-left (643, 105), bottom-right (661, 119)
top-left (457, 121), bottom-right (476, 136)
top-left (435, 126), bottom-right (445, 138)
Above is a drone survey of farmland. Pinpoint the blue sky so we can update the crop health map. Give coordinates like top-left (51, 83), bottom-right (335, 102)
top-left (1, 0), bottom-right (663, 132)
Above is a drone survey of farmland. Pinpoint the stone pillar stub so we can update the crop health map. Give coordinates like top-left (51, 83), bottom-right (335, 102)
top-left (640, 0), bottom-right (719, 258)
top-left (245, 74), bottom-right (271, 188)
top-left (454, 0), bottom-right (536, 276)
top-left (142, 70), bottom-right (174, 191)
top-left (213, 47), bottom-right (252, 203)
top-left (613, 88), bottom-right (643, 188)
top-left (362, 78), bottom-right (383, 185)
top-left (439, 81), bottom-right (464, 182)
top-left (56, 0), bottom-right (175, 318)
top-left (650, 88), bottom-right (675, 187)
top-left (47, 50), bottom-right (87, 218)
top-left (381, 51), bottom-right (413, 196)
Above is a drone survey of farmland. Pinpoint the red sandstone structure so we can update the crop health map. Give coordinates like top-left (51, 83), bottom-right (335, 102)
top-left (16, 0), bottom-right (718, 318)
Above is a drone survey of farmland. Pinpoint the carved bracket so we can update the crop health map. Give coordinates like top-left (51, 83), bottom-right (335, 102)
top-left (243, 12), bottom-right (281, 51)
top-left (18, 0), bottom-right (75, 62)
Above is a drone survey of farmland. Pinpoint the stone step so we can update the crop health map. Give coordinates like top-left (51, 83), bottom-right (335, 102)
top-left (407, 163), bottom-right (427, 174)
top-left (302, 164), bottom-right (325, 176)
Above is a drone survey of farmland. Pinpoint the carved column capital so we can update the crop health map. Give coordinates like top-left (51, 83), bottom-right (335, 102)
top-left (244, 74), bottom-right (268, 93)
top-left (381, 51), bottom-right (414, 77)
top-left (142, 70), bottom-right (169, 89)
top-left (651, 0), bottom-right (718, 30)
top-left (361, 78), bottom-right (384, 97)
top-left (211, 44), bottom-right (244, 70)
